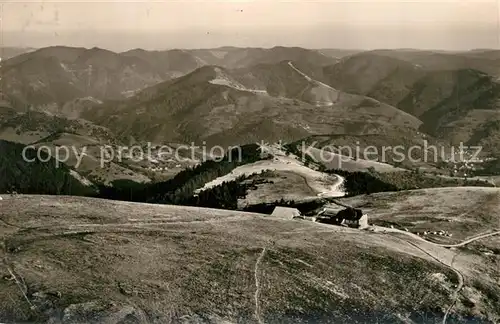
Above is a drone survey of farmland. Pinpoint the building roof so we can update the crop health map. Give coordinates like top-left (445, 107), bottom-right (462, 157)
top-left (317, 206), bottom-right (341, 216)
top-left (338, 207), bottom-right (363, 221)
top-left (271, 206), bottom-right (301, 220)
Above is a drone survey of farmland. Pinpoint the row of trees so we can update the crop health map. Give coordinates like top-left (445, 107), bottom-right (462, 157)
top-left (7, 137), bottom-right (493, 215)
top-left (183, 175), bottom-right (249, 210)
top-left (326, 168), bottom-right (493, 197)
top-left (0, 140), bottom-right (96, 196)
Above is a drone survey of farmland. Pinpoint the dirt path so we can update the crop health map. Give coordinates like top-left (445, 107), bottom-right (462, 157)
top-left (287, 62), bottom-right (336, 90)
top-left (380, 228), bottom-right (499, 324)
top-left (254, 247), bottom-right (266, 324)
top-left (196, 152), bottom-right (345, 197)
top-left (442, 254), bottom-right (463, 324)
top-left (389, 235), bottom-right (465, 324)
top-left (440, 231), bottom-right (500, 248)
top-left (294, 172), bottom-right (345, 198)
top-left (287, 62), bottom-right (339, 106)
top-left (317, 175), bottom-right (345, 198)
top-left (314, 197), bottom-right (491, 323)
top-left (295, 174), bottom-right (318, 195)
top-left (375, 226), bottom-right (500, 248)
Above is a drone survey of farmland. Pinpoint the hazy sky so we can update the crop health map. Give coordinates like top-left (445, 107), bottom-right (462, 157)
top-left (3, 0), bottom-right (500, 51)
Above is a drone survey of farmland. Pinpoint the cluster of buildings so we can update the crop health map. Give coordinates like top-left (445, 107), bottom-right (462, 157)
top-left (416, 230), bottom-right (453, 237)
top-left (270, 205), bottom-right (369, 229)
top-left (269, 204), bottom-right (459, 243)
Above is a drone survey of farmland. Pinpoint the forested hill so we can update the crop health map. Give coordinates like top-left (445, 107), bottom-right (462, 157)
top-left (95, 143), bottom-right (265, 203)
top-left (0, 140), bottom-right (96, 196)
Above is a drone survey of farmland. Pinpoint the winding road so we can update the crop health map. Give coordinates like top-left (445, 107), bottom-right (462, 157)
top-left (327, 199), bottom-right (499, 324)
top-left (374, 226), bottom-right (500, 248)
top-left (439, 231), bottom-right (500, 248)
top-left (317, 174), bottom-right (345, 198)
top-left (388, 234), bottom-right (465, 324)
top-left (378, 227), bottom-right (499, 324)
top-left (287, 61), bottom-right (339, 106)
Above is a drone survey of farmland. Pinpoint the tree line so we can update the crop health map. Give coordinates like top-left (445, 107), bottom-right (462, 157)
top-left (93, 144), bottom-right (266, 204)
top-left (0, 140), bottom-right (96, 196)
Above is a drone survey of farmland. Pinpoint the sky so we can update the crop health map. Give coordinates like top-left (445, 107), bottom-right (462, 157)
top-left (2, 0), bottom-right (500, 51)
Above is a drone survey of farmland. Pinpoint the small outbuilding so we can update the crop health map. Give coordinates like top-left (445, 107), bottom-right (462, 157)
top-left (271, 206), bottom-right (301, 220)
top-left (342, 213), bottom-right (369, 229)
top-left (356, 214), bottom-right (369, 229)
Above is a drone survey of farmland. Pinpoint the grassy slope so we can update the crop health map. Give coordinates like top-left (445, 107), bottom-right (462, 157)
top-left (338, 187), bottom-right (500, 243)
top-left (240, 170), bottom-right (318, 206)
top-left (335, 187), bottom-right (500, 320)
top-left (1, 195), bottom-right (495, 323)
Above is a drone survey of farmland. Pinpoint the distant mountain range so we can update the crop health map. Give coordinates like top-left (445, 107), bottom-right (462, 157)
top-left (81, 62), bottom-right (420, 146)
top-left (1, 45), bottom-right (499, 184)
top-left (0, 47), bottom-right (36, 60)
top-left (321, 52), bottom-right (500, 150)
top-left (0, 46), bottom-right (338, 111)
top-left (2, 45), bottom-right (500, 324)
